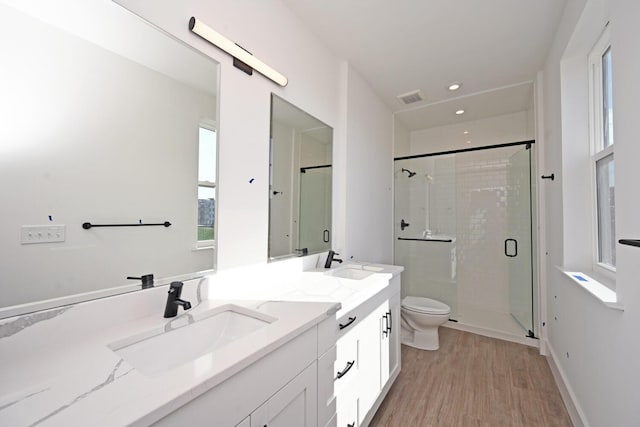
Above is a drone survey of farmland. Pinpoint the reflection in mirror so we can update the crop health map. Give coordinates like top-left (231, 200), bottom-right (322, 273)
top-left (0, 0), bottom-right (219, 317)
top-left (269, 95), bottom-right (333, 260)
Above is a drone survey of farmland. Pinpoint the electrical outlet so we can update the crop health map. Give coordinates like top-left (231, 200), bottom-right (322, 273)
top-left (21, 225), bottom-right (66, 244)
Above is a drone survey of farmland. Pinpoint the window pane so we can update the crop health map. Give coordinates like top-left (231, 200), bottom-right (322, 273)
top-left (198, 186), bottom-right (215, 241)
top-left (199, 127), bottom-right (217, 183)
top-left (596, 154), bottom-right (615, 266)
top-left (602, 47), bottom-right (614, 148)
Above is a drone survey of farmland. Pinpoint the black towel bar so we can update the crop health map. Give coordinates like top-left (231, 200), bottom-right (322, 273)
top-left (82, 221), bottom-right (171, 229)
top-left (619, 239), bottom-right (640, 248)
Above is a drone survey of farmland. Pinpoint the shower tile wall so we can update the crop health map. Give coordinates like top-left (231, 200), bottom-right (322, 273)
top-left (455, 149), bottom-right (512, 318)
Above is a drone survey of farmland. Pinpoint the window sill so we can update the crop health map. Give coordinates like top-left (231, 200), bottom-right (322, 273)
top-left (556, 266), bottom-right (623, 311)
top-left (193, 243), bottom-right (215, 251)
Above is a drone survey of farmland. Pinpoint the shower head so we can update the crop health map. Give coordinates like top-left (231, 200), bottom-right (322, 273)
top-left (401, 168), bottom-right (416, 178)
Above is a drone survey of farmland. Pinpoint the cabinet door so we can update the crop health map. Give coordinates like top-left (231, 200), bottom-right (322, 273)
top-left (357, 304), bottom-right (384, 420)
top-left (251, 361), bottom-right (317, 427)
top-left (380, 293), bottom-right (400, 387)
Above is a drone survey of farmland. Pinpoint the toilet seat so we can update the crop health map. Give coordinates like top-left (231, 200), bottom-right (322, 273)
top-left (402, 296), bottom-right (450, 315)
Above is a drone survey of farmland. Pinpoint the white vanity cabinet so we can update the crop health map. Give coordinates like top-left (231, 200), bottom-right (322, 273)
top-left (318, 275), bottom-right (401, 427)
top-left (153, 274), bottom-right (401, 427)
top-left (249, 361), bottom-right (317, 426)
top-left (152, 325), bottom-right (320, 427)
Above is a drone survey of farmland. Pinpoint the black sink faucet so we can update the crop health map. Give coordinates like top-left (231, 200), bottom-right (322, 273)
top-left (164, 281), bottom-right (192, 318)
top-left (324, 250), bottom-right (343, 268)
top-left (127, 274), bottom-right (154, 289)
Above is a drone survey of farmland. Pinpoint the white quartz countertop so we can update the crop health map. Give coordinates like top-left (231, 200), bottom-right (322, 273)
top-left (0, 260), bottom-right (403, 426)
top-left (0, 299), bottom-right (337, 426)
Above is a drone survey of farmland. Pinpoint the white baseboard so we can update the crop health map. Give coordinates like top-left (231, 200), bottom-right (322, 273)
top-left (443, 321), bottom-right (539, 347)
top-left (545, 341), bottom-right (588, 427)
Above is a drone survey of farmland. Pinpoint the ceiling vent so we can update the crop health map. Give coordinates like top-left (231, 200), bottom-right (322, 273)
top-left (397, 90), bottom-right (424, 105)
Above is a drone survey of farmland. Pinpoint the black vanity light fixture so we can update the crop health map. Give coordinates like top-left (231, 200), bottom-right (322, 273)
top-left (188, 17), bottom-right (288, 87)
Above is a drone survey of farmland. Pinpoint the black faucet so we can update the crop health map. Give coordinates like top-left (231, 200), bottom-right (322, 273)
top-left (324, 250), bottom-right (343, 268)
top-left (164, 281), bottom-right (192, 318)
top-left (127, 274), bottom-right (154, 289)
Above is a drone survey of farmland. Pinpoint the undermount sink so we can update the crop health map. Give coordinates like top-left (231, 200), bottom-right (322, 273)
top-left (109, 304), bottom-right (276, 376)
top-left (329, 267), bottom-right (375, 280)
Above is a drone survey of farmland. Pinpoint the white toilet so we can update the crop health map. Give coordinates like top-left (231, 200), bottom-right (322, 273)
top-left (400, 296), bottom-right (451, 350)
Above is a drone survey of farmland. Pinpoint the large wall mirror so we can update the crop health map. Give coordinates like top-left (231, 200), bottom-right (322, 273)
top-left (269, 95), bottom-right (333, 260)
top-left (0, 0), bottom-right (219, 317)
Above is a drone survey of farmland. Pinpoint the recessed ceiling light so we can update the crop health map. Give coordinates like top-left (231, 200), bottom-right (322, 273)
top-left (448, 82), bottom-right (462, 91)
top-left (466, 140), bottom-right (471, 144)
top-left (463, 131), bottom-right (469, 135)
top-left (455, 109), bottom-right (465, 115)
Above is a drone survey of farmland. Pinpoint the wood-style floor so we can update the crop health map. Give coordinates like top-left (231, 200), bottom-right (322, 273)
top-left (370, 328), bottom-right (572, 427)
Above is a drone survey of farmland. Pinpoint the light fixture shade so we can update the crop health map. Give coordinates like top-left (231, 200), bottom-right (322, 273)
top-left (189, 17), bottom-right (288, 87)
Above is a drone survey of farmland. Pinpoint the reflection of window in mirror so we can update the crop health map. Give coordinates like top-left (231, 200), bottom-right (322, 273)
top-left (197, 122), bottom-right (217, 247)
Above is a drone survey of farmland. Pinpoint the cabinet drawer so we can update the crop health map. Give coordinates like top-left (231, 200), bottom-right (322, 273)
top-left (334, 332), bottom-right (359, 391)
top-left (335, 286), bottom-right (395, 340)
top-left (335, 383), bottom-right (359, 427)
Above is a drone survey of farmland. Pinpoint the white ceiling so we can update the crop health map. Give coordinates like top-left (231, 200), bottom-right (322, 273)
top-left (396, 82), bottom-right (533, 131)
top-left (281, 0), bottom-right (566, 128)
top-left (273, 95), bottom-right (333, 144)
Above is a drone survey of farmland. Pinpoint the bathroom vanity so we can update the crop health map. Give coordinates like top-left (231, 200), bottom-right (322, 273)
top-left (0, 262), bottom-right (402, 426)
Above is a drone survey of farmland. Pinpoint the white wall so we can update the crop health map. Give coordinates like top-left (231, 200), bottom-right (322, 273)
top-left (393, 119), bottom-right (411, 158)
top-left (541, 0), bottom-right (640, 424)
top-left (343, 65), bottom-right (393, 263)
top-left (410, 111), bottom-right (533, 155)
top-left (115, 0), bottom-right (394, 269)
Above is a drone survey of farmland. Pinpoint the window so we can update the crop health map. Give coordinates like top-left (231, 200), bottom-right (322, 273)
top-left (198, 124), bottom-right (217, 245)
top-left (589, 28), bottom-right (615, 270)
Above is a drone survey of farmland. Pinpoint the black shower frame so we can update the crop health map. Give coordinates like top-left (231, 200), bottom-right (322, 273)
top-left (394, 139), bottom-right (535, 161)
top-left (394, 138), bottom-right (537, 338)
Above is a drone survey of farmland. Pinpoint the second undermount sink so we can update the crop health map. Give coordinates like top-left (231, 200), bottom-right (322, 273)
top-left (329, 267), bottom-right (375, 280)
top-left (109, 304), bottom-right (276, 376)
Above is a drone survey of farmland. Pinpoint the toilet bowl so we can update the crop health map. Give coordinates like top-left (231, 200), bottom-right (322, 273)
top-left (400, 296), bottom-right (451, 350)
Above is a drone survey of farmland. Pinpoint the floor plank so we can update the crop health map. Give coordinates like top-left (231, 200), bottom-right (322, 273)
top-left (369, 328), bottom-right (572, 427)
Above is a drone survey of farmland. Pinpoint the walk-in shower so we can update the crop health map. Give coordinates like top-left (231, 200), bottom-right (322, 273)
top-left (394, 141), bottom-right (537, 340)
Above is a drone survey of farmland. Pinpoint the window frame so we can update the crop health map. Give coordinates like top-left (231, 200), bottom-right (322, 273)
top-left (588, 27), bottom-right (616, 276)
top-left (196, 120), bottom-right (217, 249)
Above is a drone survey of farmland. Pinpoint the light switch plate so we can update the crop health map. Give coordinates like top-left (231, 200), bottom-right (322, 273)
top-left (21, 225), bottom-right (66, 244)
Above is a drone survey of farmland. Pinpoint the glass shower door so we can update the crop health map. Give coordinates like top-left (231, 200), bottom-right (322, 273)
top-left (506, 146), bottom-right (534, 336)
top-left (299, 166), bottom-right (332, 253)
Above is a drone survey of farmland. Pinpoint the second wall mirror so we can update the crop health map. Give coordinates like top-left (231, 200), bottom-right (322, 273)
top-left (269, 95), bottom-right (333, 260)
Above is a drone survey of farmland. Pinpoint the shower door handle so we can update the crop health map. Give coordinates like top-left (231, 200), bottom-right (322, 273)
top-left (323, 229), bottom-right (330, 243)
top-left (504, 238), bottom-right (518, 257)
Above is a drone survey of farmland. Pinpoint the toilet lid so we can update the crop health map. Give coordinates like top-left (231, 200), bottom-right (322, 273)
top-left (402, 296), bottom-right (451, 315)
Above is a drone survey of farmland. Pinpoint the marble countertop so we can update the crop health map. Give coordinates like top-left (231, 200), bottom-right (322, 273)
top-left (0, 298), bottom-right (337, 427)
top-left (0, 261), bottom-right (403, 426)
